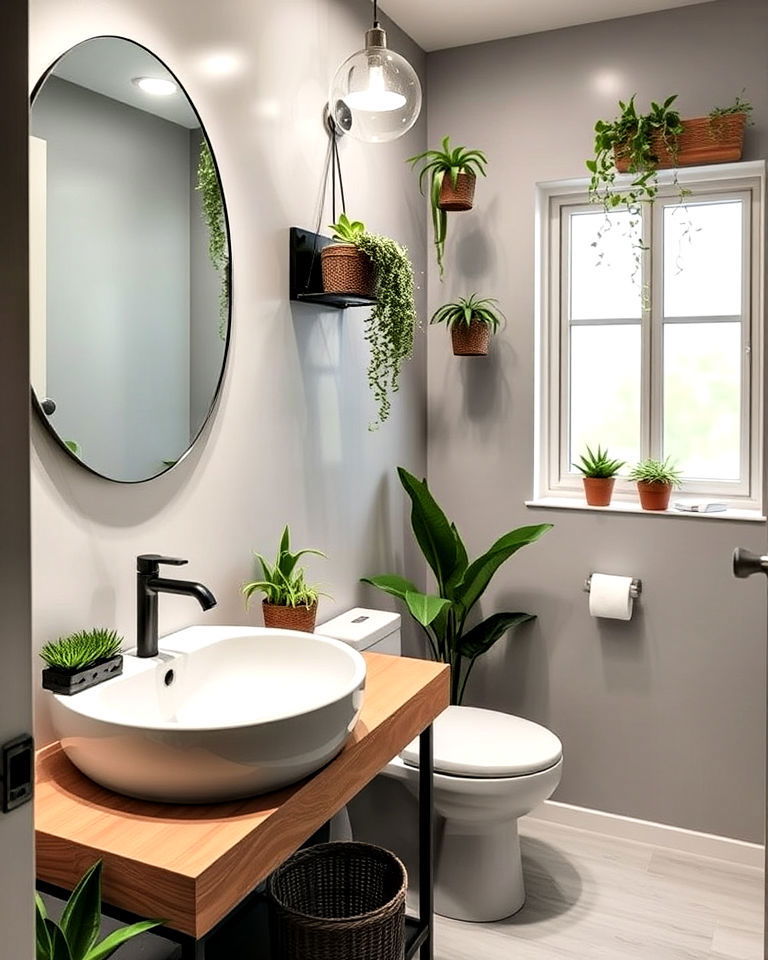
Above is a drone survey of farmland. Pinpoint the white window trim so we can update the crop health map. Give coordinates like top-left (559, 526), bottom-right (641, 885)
top-left (534, 161), bottom-right (765, 512)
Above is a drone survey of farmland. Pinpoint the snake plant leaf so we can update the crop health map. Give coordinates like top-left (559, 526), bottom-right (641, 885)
top-left (405, 591), bottom-right (450, 627)
top-left (83, 921), bottom-right (163, 960)
top-left (36, 895), bottom-right (53, 960)
top-left (60, 860), bottom-right (103, 960)
top-left (453, 524), bottom-right (553, 615)
top-left (361, 574), bottom-right (419, 602)
top-left (397, 468), bottom-right (458, 592)
top-left (458, 612), bottom-right (535, 660)
top-left (44, 921), bottom-right (73, 960)
top-left (444, 523), bottom-right (468, 598)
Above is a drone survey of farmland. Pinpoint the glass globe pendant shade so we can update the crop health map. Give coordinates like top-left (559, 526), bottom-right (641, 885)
top-left (329, 26), bottom-right (422, 143)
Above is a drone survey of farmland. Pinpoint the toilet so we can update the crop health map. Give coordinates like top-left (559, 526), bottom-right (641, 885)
top-left (316, 608), bottom-right (563, 922)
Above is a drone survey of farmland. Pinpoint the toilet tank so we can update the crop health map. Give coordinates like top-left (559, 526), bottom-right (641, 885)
top-left (315, 608), bottom-right (401, 655)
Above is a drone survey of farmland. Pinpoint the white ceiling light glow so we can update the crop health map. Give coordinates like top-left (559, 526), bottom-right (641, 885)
top-left (132, 76), bottom-right (177, 96)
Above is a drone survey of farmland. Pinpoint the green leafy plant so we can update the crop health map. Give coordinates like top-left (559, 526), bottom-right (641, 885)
top-left (35, 860), bottom-right (161, 960)
top-left (709, 91), bottom-right (753, 122)
top-left (196, 139), bottom-right (229, 340)
top-left (628, 457), bottom-right (682, 486)
top-left (40, 629), bottom-right (123, 671)
top-left (362, 467), bottom-right (552, 704)
top-left (407, 137), bottom-right (488, 277)
top-left (328, 216), bottom-right (418, 428)
top-left (573, 445), bottom-right (625, 479)
top-left (430, 294), bottom-right (504, 332)
top-left (243, 525), bottom-right (327, 609)
top-left (587, 94), bottom-right (685, 210)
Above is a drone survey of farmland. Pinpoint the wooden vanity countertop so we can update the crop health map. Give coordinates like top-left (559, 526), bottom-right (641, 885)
top-left (35, 652), bottom-right (449, 938)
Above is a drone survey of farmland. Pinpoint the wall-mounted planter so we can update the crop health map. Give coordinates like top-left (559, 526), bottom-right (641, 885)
top-left (615, 113), bottom-right (746, 171)
top-left (438, 171), bottom-right (476, 211)
top-left (451, 319), bottom-right (491, 356)
top-left (289, 228), bottom-right (377, 309)
top-left (42, 655), bottom-right (123, 696)
top-left (320, 244), bottom-right (375, 297)
top-left (263, 601), bottom-right (318, 634)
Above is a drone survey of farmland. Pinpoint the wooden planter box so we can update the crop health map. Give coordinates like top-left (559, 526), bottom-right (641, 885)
top-left (615, 113), bottom-right (746, 172)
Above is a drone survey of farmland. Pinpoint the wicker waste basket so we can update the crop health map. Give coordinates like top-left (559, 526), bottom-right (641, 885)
top-left (268, 841), bottom-right (407, 960)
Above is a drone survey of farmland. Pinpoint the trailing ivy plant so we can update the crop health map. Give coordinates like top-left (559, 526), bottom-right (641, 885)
top-left (329, 216), bottom-right (418, 429)
top-left (196, 140), bottom-right (229, 340)
top-left (709, 91), bottom-right (753, 137)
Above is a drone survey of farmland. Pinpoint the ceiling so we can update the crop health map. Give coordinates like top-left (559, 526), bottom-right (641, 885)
top-left (49, 37), bottom-right (199, 129)
top-left (380, 0), bottom-right (717, 52)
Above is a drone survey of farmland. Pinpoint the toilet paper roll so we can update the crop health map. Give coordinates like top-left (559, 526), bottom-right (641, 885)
top-left (589, 573), bottom-right (634, 620)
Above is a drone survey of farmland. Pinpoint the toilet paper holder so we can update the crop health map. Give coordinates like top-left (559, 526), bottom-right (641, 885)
top-left (584, 574), bottom-right (642, 598)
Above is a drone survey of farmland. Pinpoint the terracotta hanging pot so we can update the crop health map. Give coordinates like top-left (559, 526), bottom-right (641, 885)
top-left (321, 244), bottom-right (375, 296)
top-left (451, 319), bottom-right (491, 356)
top-left (262, 601), bottom-right (318, 633)
top-left (636, 481), bottom-right (673, 511)
top-left (582, 477), bottom-right (616, 507)
top-left (438, 171), bottom-right (476, 211)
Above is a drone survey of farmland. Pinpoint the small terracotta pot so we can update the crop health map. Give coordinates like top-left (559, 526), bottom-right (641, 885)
top-left (262, 601), bottom-right (318, 633)
top-left (451, 319), bottom-right (491, 356)
top-left (636, 481), bottom-right (673, 511)
top-left (321, 244), bottom-right (375, 296)
top-left (582, 477), bottom-right (615, 507)
top-left (438, 172), bottom-right (476, 211)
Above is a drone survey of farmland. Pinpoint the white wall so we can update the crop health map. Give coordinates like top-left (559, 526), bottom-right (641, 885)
top-left (30, 0), bottom-right (428, 744)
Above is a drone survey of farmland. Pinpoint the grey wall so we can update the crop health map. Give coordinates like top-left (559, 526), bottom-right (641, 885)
top-left (31, 76), bottom-right (191, 480)
top-left (426, 0), bottom-right (767, 841)
top-left (30, 0), bottom-right (427, 742)
top-left (0, 0), bottom-right (34, 952)
top-left (189, 128), bottom-right (227, 437)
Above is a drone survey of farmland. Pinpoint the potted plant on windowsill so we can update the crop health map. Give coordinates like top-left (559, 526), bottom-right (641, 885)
top-left (574, 445), bottom-right (625, 507)
top-left (243, 526), bottom-right (327, 633)
top-left (362, 467), bottom-right (552, 704)
top-left (628, 457), bottom-right (682, 511)
top-left (40, 628), bottom-right (124, 695)
top-left (430, 294), bottom-right (503, 356)
top-left (321, 214), bottom-right (418, 428)
top-left (407, 137), bottom-right (488, 277)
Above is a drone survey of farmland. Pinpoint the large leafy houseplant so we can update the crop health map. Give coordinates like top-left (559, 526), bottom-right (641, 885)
top-left (327, 215), bottom-right (417, 428)
top-left (36, 860), bottom-right (160, 960)
top-left (363, 468), bottom-right (552, 704)
top-left (407, 137), bottom-right (488, 277)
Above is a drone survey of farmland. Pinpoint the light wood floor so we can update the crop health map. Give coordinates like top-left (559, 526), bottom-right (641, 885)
top-left (434, 817), bottom-right (764, 960)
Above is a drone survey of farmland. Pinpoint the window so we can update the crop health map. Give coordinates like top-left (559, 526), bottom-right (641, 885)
top-left (536, 164), bottom-right (764, 510)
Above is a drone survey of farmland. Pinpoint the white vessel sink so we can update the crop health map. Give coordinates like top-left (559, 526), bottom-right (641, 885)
top-left (48, 625), bottom-right (367, 803)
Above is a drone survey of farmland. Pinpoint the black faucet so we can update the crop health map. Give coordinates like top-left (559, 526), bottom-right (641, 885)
top-left (136, 555), bottom-right (217, 658)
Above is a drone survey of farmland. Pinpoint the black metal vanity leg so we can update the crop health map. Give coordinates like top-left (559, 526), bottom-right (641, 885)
top-left (419, 724), bottom-right (434, 960)
top-left (177, 933), bottom-right (205, 959)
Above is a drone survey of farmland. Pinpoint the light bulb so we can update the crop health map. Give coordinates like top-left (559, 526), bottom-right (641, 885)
top-left (329, 26), bottom-right (421, 143)
top-left (132, 76), bottom-right (177, 97)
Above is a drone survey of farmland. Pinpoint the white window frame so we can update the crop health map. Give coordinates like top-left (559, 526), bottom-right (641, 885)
top-left (534, 161), bottom-right (765, 511)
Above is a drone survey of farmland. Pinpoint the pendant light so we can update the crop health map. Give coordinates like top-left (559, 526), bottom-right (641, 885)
top-left (329, 0), bottom-right (422, 143)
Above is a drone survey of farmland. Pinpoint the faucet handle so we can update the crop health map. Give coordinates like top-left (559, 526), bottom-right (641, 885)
top-left (137, 554), bottom-right (189, 574)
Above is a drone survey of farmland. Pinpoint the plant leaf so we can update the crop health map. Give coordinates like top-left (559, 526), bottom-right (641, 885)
top-left (361, 574), bottom-right (419, 602)
top-left (397, 467), bottom-right (458, 592)
top-left (45, 921), bottom-right (73, 960)
top-left (453, 524), bottom-right (552, 615)
top-left (61, 860), bottom-right (103, 960)
top-left (404, 590), bottom-right (450, 627)
top-left (458, 612), bottom-right (534, 659)
top-left (84, 922), bottom-right (163, 960)
top-left (36, 896), bottom-right (53, 960)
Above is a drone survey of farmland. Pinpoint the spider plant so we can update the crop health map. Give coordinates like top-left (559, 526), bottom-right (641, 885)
top-left (40, 629), bottom-right (123, 671)
top-left (243, 526), bottom-right (326, 609)
top-left (430, 294), bottom-right (503, 331)
top-left (407, 137), bottom-right (488, 277)
top-left (628, 457), bottom-right (682, 486)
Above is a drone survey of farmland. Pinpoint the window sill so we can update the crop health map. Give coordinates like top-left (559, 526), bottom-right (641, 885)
top-left (525, 497), bottom-right (765, 523)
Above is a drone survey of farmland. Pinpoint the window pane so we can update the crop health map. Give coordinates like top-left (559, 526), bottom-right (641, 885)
top-left (569, 324), bottom-right (641, 469)
top-left (663, 322), bottom-right (741, 481)
top-left (570, 210), bottom-right (642, 320)
top-left (663, 200), bottom-right (743, 318)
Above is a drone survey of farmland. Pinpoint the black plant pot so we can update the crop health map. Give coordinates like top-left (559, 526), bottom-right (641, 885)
top-left (42, 655), bottom-right (123, 695)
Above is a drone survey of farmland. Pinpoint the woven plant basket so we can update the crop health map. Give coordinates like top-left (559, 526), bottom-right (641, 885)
top-left (438, 171), bottom-right (476, 211)
top-left (615, 113), bottom-right (746, 172)
top-left (451, 319), bottom-right (491, 356)
top-left (321, 244), bottom-right (375, 296)
top-left (268, 842), bottom-right (407, 960)
top-left (262, 601), bottom-right (318, 633)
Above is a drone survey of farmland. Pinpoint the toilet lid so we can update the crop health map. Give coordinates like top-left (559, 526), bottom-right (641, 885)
top-left (400, 706), bottom-right (562, 778)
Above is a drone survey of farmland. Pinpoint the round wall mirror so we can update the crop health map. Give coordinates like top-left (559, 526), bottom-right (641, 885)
top-left (30, 36), bottom-right (231, 482)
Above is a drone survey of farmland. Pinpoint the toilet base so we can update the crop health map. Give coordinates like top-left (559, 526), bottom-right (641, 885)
top-left (435, 816), bottom-right (525, 922)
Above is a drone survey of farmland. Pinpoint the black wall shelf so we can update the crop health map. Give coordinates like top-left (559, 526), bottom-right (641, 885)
top-left (289, 227), bottom-right (377, 309)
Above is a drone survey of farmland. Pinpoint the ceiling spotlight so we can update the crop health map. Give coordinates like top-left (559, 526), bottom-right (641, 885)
top-left (132, 76), bottom-right (178, 97)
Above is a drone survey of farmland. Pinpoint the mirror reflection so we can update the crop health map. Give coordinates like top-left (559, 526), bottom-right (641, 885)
top-left (30, 37), bottom-right (230, 482)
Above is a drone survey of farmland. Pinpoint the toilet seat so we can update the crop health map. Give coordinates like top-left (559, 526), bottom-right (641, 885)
top-left (400, 706), bottom-right (562, 778)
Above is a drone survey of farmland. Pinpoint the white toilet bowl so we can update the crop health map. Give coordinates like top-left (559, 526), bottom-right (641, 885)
top-left (385, 706), bottom-right (563, 922)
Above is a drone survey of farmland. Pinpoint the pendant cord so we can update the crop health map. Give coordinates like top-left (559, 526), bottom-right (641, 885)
top-left (373, 0), bottom-right (379, 26)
